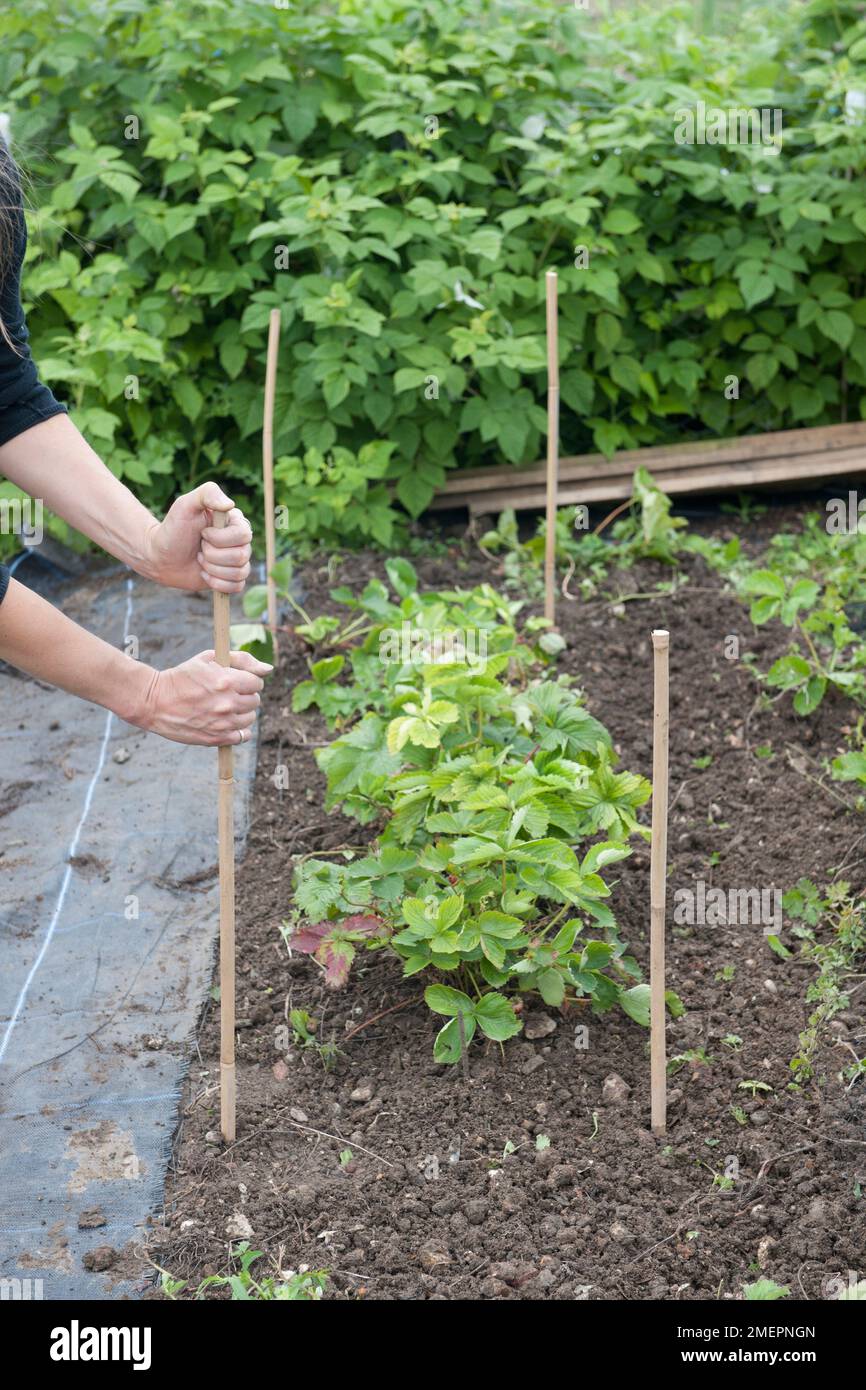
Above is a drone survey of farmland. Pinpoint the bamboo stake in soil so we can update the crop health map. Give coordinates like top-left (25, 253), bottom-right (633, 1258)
top-left (544, 270), bottom-right (559, 625)
top-left (650, 629), bottom-right (670, 1136)
top-left (213, 508), bottom-right (236, 1143)
top-left (262, 307), bottom-right (281, 656)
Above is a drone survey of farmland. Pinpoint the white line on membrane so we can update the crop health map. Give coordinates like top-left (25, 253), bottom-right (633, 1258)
top-left (0, 577), bottom-right (135, 1066)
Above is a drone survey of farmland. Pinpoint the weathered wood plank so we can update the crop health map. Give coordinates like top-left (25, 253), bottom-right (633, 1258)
top-left (429, 442), bottom-right (866, 514)
top-left (434, 422), bottom-right (866, 500)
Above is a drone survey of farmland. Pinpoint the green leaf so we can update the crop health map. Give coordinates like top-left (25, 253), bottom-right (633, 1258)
top-left (665, 989), bottom-right (685, 1019)
top-left (424, 984), bottom-right (475, 1018)
top-left (537, 968), bottom-right (565, 1007)
top-left (689, 233), bottom-right (723, 261)
top-left (310, 655), bottom-right (344, 683)
top-left (436, 894), bottom-right (465, 931)
top-left (173, 378), bottom-right (204, 422)
top-left (831, 752), bottom-right (866, 783)
top-left (473, 993), bottom-right (522, 1041)
top-left (797, 202), bottom-right (832, 224)
top-left (402, 898), bottom-right (434, 933)
top-left (793, 677), bottom-right (827, 716)
top-left (384, 557), bottom-right (418, 598)
top-left (765, 654), bottom-right (811, 690)
top-left (220, 340), bottom-right (247, 379)
top-left (742, 570), bottom-right (785, 599)
top-left (602, 208), bottom-right (641, 236)
top-left (474, 911), bottom-right (524, 939)
top-left (743, 1280), bottom-right (790, 1302)
top-left (596, 313), bottom-right (622, 351)
top-left (816, 310), bottom-right (854, 349)
top-left (619, 983), bottom-right (650, 1027)
top-left (433, 1014), bottom-right (476, 1064)
top-left (393, 367), bottom-right (428, 394)
top-left (580, 940), bottom-right (615, 971)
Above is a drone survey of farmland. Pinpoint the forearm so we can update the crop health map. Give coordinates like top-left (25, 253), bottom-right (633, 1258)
top-left (0, 414), bottom-right (161, 578)
top-left (0, 576), bottom-right (154, 723)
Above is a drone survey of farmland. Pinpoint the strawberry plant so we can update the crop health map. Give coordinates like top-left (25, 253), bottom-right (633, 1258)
top-left (732, 517), bottom-right (866, 714)
top-left (277, 559), bottom-right (556, 732)
top-left (831, 717), bottom-right (866, 803)
top-left (690, 510), bottom-right (866, 715)
top-left (290, 566), bottom-right (656, 1061)
top-left (481, 470), bottom-right (689, 602)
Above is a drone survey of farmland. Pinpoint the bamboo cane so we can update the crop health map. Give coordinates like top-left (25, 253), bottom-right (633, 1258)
top-left (544, 270), bottom-right (559, 625)
top-left (212, 508), bottom-right (236, 1142)
top-left (650, 629), bottom-right (670, 1135)
top-left (263, 308), bottom-right (281, 657)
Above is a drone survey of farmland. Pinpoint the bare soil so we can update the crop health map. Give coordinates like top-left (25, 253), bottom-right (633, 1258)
top-left (139, 503), bottom-right (866, 1301)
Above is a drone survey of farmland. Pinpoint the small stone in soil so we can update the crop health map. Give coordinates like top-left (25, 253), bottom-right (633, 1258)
top-left (524, 1013), bottom-right (557, 1041)
top-left (350, 1085), bottom-right (373, 1102)
top-left (480, 1277), bottom-right (510, 1297)
top-left (609, 1221), bottom-right (636, 1244)
top-left (225, 1212), bottom-right (255, 1241)
top-left (602, 1073), bottom-right (631, 1106)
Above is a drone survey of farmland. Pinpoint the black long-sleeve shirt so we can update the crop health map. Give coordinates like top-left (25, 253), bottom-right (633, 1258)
top-left (0, 143), bottom-right (68, 605)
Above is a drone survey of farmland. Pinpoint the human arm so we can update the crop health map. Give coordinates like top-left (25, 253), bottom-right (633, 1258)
top-left (0, 414), bottom-right (253, 595)
top-left (0, 576), bottom-right (271, 745)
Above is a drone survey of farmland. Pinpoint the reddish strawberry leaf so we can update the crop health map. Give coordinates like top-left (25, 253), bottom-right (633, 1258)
top-left (292, 921), bottom-right (331, 955)
top-left (318, 935), bottom-right (356, 987)
top-left (291, 915), bottom-right (388, 987)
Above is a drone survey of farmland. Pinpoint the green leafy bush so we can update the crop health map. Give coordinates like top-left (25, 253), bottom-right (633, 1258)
top-left (5, 0), bottom-right (866, 551)
top-left (289, 560), bottom-right (657, 1061)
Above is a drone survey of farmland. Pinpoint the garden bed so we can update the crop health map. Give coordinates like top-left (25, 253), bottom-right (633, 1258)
top-left (142, 501), bottom-right (865, 1301)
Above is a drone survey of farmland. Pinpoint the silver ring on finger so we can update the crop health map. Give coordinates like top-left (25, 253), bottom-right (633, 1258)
top-left (236, 728), bottom-right (247, 744)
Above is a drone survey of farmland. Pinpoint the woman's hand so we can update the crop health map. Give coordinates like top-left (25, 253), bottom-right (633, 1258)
top-left (0, 578), bottom-right (272, 748)
top-left (143, 481), bottom-right (254, 593)
top-left (133, 648), bottom-right (273, 746)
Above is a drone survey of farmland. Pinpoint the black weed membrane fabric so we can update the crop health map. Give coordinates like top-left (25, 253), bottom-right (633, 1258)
top-left (0, 574), bottom-right (255, 1298)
